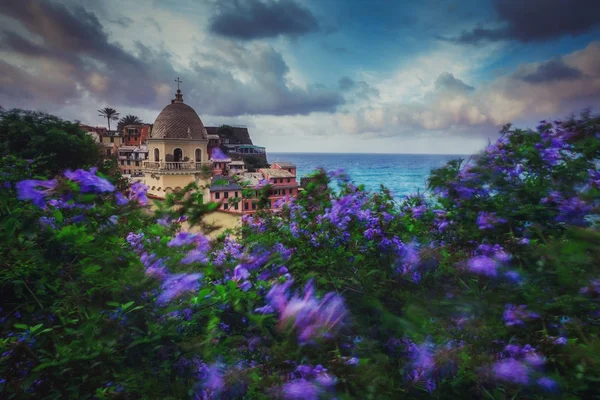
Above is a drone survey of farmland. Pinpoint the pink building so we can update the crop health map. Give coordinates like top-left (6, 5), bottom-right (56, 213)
top-left (209, 162), bottom-right (299, 215)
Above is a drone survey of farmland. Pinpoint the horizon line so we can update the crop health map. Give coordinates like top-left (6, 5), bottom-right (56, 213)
top-left (267, 151), bottom-right (472, 156)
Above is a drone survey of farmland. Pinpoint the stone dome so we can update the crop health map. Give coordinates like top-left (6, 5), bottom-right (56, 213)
top-left (151, 90), bottom-right (208, 140)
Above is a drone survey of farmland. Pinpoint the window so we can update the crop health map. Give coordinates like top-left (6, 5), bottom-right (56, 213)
top-left (234, 203), bottom-right (238, 210)
top-left (195, 148), bottom-right (202, 162)
top-left (215, 192), bottom-right (220, 199)
top-left (252, 202), bottom-right (257, 210)
top-left (120, 161), bottom-right (124, 165)
top-left (127, 161), bottom-right (131, 165)
top-left (245, 202), bottom-right (249, 210)
top-left (224, 203), bottom-right (229, 210)
top-left (135, 161), bottom-right (139, 166)
top-left (224, 192), bottom-right (229, 199)
top-left (154, 148), bottom-right (160, 161)
top-left (110, 137), bottom-right (114, 143)
top-left (235, 191), bottom-right (238, 198)
top-left (287, 178), bottom-right (291, 183)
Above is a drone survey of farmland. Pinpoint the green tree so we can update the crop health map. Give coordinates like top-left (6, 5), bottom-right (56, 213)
top-left (117, 114), bottom-right (143, 132)
top-left (0, 109), bottom-right (101, 176)
top-left (98, 107), bottom-right (120, 132)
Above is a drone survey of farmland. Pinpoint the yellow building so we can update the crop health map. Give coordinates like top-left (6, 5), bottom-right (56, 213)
top-left (143, 88), bottom-right (211, 199)
top-left (100, 131), bottom-right (124, 157)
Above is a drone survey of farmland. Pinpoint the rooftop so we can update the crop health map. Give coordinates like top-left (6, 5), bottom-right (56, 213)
top-left (241, 172), bottom-right (263, 186)
top-left (259, 168), bottom-right (295, 178)
top-left (271, 162), bottom-right (296, 168)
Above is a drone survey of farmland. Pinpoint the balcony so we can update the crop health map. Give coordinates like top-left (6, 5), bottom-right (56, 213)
top-left (143, 161), bottom-right (211, 173)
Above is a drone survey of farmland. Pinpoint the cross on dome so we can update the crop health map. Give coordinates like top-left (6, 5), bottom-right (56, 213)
top-left (172, 77), bottom-right (184, 103)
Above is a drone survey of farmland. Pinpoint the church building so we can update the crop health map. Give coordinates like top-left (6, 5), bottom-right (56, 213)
top-left (143, 87), bottom-right (210, 198)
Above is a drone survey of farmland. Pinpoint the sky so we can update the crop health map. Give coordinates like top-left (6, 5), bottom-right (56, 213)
top-left (0, 0), bottom-right (599, 154)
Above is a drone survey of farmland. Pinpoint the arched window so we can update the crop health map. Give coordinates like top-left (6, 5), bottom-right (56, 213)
top-left (154, 148), bottom-right (159, 161)
top-left (173, 148), bottom-right (183, 162)
top-left (195, 148), bottom-right (202, 162)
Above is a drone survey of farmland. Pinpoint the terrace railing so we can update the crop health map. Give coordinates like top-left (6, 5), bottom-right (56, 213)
top-left (143, 161), bottom-right (210, 172)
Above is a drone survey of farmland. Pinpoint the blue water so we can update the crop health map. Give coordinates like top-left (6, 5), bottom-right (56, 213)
top-left (268, 153), bottom-right (468, 200)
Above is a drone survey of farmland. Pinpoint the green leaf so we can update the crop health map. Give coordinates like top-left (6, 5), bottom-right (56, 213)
top-left (14, 323), bottom-right (28, 330)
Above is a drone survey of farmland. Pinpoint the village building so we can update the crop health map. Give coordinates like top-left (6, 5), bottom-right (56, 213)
top-left (118, 145), bottom-right (148, 178)
top-left (122, 124), bottom-right (151, 146)
top-left (142, 87), bottom-right (210, 198)
top-left (100, 130), bottom-right (124, 157)
top-left (123, 83), bottom-right (298, 217)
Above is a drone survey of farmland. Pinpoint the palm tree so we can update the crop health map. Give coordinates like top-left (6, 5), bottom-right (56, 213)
top-left (98, 107), bottom-right (120, 132)
top-left (117, 114), bottom-right (144, 132)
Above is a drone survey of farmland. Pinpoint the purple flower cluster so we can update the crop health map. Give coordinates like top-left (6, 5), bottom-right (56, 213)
top-left (64, 167), bottom-right (115, 193)
top-left (16, 179), bottom-right (58, 208)
top-left (466, 244), bottom-right (511, 277)
top-left (281, 364), bottom-right (336, 400)
top-left (503, 304), bottom-right (539, 326)
top-left (492, 344), bottom-right (554, 389)
top-left (257, 279), bottom-right (348, 344)
top-left (127, 231), bottom-right (205, 305)
top-left (476, 211), bottom-right (506, 230)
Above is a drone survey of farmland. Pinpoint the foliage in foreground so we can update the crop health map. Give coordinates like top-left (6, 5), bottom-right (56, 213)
top-left (1, 112), bottom-right (600, 399)
top-left (0, 109), bottom-right (101, 177)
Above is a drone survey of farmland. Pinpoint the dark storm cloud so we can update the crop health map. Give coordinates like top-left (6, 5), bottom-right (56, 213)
top-left (0, 0), bottom-right (343, 117)
top-left (519, 59), bottom-right (584, 83)
top-left (209, 0), bottom-right (320, 40)
top-left (450, 0), bottom-right (600, 44)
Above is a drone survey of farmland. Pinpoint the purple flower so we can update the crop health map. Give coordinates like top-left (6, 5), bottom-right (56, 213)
top-left (39, 216), bottom-right (57, 229)
top-left (168, 232), bottom-right (197, 247)
top-left (115, 192), bottom-right (128, 206)
top-left (233, 265), bottom-right (250, 281)
top-left (467, 256), bottom-right (497, 276)
top-left (16, 179), bottom-right (58, 208)
top-left (157, 273), bottom-right (203, 305)
top-left (556, 196), bottom-right (592, 226)
top-left (553, 336), bottom-right (567, 345)
top-left (64, 168), bottom-right (115, 193)
top-left (239, 281), bottom-right (252, 292)
top-left (505, 271), bottom-right (522, 283)
top-left (263, 279), bottom-right (348, 344)
top-left (345, 357), bottom-right (359, 365)
top-left (537, 377), bottom-right (558, 391)
top-left (503, 304), bottom-right (539, 326)
top-left (210, 148), bottom-right (229, 161)
top-left (129, 182), bottom-right (149, 205)
top-left (492, 359), bottom-right (530, 384)
top-left (477, 212), bottom-right (506, 230)
top-left (281, 380), bottom-right (319, 400)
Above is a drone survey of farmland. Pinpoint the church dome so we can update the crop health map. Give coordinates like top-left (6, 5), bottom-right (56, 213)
top-left (151, 89), bottom-right (208, 140)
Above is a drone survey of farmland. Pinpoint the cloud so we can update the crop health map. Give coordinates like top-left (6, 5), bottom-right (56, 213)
top-left (449, 0), bottom-right (600, 44)
top-left (434, 72), bottom-right (474, 93)
top-left (321, 42), bottom-right (351, 55)
top-left (337, 42), bottom-right (600, 136)
top-left (518, 59), bottom-right (583, 83)
top-left (338, 77), bottom-right (380, 102)
top-left (146, 17), bottom-right (162, 32)
top-left (208, 0), bottom-right (319, 40)
top-left (0, 0), bottom-right (343, 117)
top-left (107, 16), bottom-right (134, 28)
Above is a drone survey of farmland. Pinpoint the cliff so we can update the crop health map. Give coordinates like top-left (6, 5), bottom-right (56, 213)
top-left (205, 125), bottom-right (268, 171)
top-left (205, 126), bottom-right (253, 145)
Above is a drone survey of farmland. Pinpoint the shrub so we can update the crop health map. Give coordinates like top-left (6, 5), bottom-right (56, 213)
top-left (1, 112), bottom-right (599, 399)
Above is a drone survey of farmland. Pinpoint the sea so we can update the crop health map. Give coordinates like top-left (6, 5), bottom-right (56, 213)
top-left (268, 153), bottom-right (468, 201)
